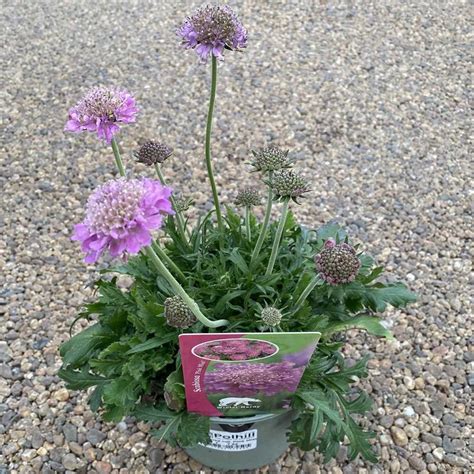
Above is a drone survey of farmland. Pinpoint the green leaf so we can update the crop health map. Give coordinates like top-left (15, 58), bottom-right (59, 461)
top-left (227, 248), bottom-right (249, 274)
top-left (359, 265), bottom-right (383, 283)
top-left (344, 417), bottom-right (377, 463)
top-left (58, 367), bottom-right (111, 390)
top-left (153, 416), bottom-right (181, 445)
top-left (88, 385), bottom-right (104, 412)
top-left (309, 407), bottom-right (324, 445)
top-left (214, 289), bottom-right (246, 314)
top-left (334, 282), bottom-right (416, 313)
top-left (123, 354), bottom-right (147, 381)
top-left (322, 315), bottom-right (393, 340)
top-left (103, 376), bottom-right (142, 408)
top-left (340, 391), bottom-right (373, 414)
top-left (297, 390), bottom-right (343, 428)
top-left (134, 403), bottom-right (175, 423)
top-left (60, 324), bottom-right (116, 367)
top-left (363, 283), bottom-right (417, 311)
top-left (176, 413), bottom-right (210, 448)
top-left (163, 369), bottom-right (186, 411)
top-left (103, 405), bottom-right (125, 422)
top-left (316, 222), bottom-right (347, 242)
top-left (126, 333), bottom-right (176, 354)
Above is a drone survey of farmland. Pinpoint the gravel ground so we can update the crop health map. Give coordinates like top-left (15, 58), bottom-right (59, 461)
top-left (1, 0), bottom-right (472, 473)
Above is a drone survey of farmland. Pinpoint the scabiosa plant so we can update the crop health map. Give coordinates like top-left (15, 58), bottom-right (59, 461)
top-left (59, 5), bottom-right (417, 465)
top-left (315, 239), bottom-right (361, 285)
top-left (65, 86), bottom-right (137, 144)
top-left (178, 5), bottom-right (247, 61)
top-left (71, 177), bottom-right (173, 263)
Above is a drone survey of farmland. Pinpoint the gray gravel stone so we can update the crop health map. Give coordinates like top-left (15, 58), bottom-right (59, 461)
top-left (86, 428), bottom-right (107, 446)
top-left (62, 423), bottom-right (78, 442)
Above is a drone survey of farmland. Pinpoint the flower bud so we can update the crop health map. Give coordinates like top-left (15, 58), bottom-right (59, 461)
top-left (250, 147), bottom-right (292, 173)
top-left (314, 239), bottom-right (361, 285)
top-left (234, 188), bottom-right (261, 208)
top-left (260, 306), bottom-right (283, 327)
top-left (134, 141), bottom-right (173, 166)
top-left (269, 169), bottom-right (310, 201)
top-left (164, 296), bottom-right (197, 328)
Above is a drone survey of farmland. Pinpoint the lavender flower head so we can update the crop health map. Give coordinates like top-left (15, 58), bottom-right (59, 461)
top-left (72, 178), bottom-right (173, 263)
top-left (65, 87), bottom-right (138, 143)
top-left (178, 5), bottom-right (247, 61)
top-left (204, 361), bottom-right (304, 396)
top-left (315, 239), bottom-right (361, 285)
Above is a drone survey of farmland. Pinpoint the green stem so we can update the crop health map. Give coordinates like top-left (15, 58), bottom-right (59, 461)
top-left (151, 242), bottom-right (185, 282)
top-left (145, 246), bottom-right (229, 328)
top-left (205, 56), bottom-right (224, 241)
top-left (153, 164), bottom-right (188, 242)
top-left (245, 206), bottom-right (251, 241)
top-left (251, 172), bottom-right (273, 265)
top-left (265, 199), bottom-right (290, 276)
top-left (293, 275), bottom-right (321, 312)
top-left (111, 138), bottom-right (126, 177)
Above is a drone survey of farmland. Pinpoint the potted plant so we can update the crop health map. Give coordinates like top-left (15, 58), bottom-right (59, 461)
top-left (59, 4), bottom-right (416, 471)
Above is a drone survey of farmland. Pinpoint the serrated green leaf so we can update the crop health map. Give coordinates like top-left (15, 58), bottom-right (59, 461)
top-left (60, 324), bottom-right (116, 367)
top-left (363, 283), bottom-right (417, 311)
top-left (322, 315), bottom-right (393, 340)
top-left (176, 413), bottom-right (210, 448)
top-left (103, 376), bottom-right (142, 408)
top-left (126, 333), bottom-right (176, 354)
top-left (88, 385), bottom-right (104, 412)
top-left (134, 403), bottom-right (175, 422)
top-left (297, 390), bottom-right (343, 428)
top-left (58, 367), bottom-right (111, 390)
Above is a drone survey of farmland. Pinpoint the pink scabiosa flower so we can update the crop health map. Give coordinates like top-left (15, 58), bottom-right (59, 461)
top-left (72, 178), bottom-right (173, 263)
top-left (315, 239), bottom-right (361, 285)
top-left (178, 5), bottom-right (247, 61)
top-left (204, 361), bottom-right (304, 396)
top-left (65, 86), bottom-right (138, 143)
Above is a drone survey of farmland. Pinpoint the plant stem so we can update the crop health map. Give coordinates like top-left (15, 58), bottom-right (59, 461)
top-left (153, 164), bottom-right (188, 242)
top-left (205, 56), bottom-right (224, 241)
top-left (145, 246), bottom-right (229, 328)
top-left (265, 199), bottom-right (290, 276)
top-left (293, 275), bottom-right (321, 313)
top-left (251, 172), bottom-right (273, 265)
top-left (245, 206), bottom-right (251, 241)
top-left (111, 138), bottom-right (126, 177)
top-left (151, 242), bottom-right (185, 282)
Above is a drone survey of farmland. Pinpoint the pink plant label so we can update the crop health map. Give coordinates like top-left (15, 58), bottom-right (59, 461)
top-left (179, 332), bottom-right (320, 416)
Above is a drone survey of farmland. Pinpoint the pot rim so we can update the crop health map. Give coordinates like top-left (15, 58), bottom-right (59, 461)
top-left (209, 411), bottom-right (290, 424)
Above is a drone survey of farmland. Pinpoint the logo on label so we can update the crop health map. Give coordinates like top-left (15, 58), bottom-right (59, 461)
top-left (217, 397), bottom-right (262, 408)
top-left (203, 429), bottom-right (258, 451)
